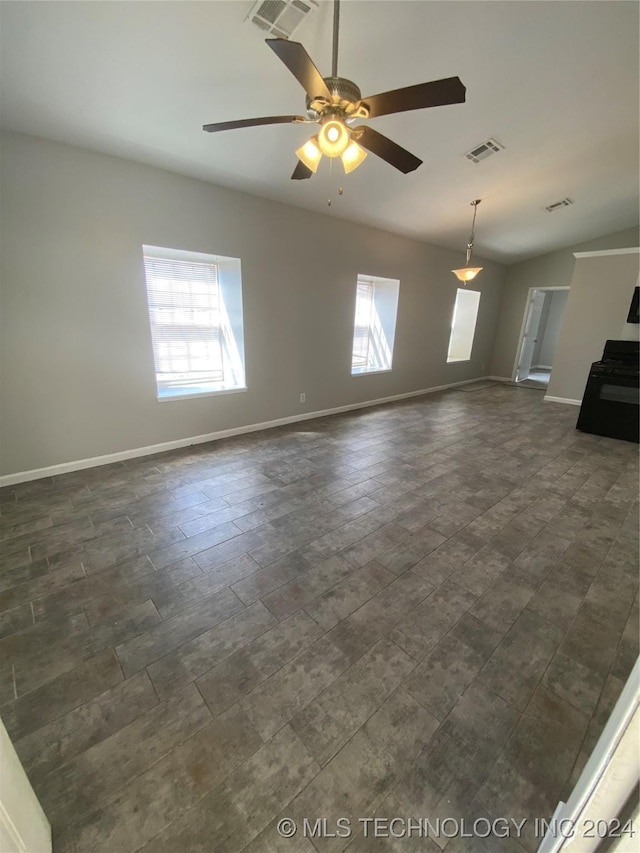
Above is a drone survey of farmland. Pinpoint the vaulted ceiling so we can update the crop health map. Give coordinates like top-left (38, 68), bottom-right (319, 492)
top-left (1, 1), bottom-right (638, 262)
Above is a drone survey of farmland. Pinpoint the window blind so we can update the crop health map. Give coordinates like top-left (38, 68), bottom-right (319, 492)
top-left (350, 275), bottom-right (399, 375)
top-left (143, 255), bottom-right (225, 391)
top-left (352, 280), bottom-right (374, 368)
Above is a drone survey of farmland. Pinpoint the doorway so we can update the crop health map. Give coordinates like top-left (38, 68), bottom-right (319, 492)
top-left (514, 287), bottom-right (569, 387)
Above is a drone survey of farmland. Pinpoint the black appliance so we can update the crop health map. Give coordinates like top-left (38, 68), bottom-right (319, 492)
top-left (627, 286), bottom-right (639, 324)
top-left (576, 339), bottom-right (639, 443)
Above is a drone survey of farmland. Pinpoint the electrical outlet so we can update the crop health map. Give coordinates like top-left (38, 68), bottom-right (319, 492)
top-left (299, 393), bottom-right (306, 403)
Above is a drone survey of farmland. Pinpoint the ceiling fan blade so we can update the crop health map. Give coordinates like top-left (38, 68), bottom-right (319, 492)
top-left (203, 115), bottom-right (306, 133)
top-left (266, 39), bottom-right (332, 102)
top-left (360, 77), bottom-right (466, 119)
top-left (355, 126), bottom-right (422, 174)
top-left (291, 160), bottom-right (313, 180)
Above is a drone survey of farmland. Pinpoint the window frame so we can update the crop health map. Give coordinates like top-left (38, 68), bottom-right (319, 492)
top-left (350, 274), bottom-right (400, 377)
top-left (447, 287), bottom-right (481, 364)
top-left (142, 245), bottom-right (247, 402)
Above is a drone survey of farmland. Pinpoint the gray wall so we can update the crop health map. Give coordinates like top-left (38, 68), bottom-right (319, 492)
top-left (490, 226), bottom-right (640, 379)
top-left (0, 130), bottom-right (506, 476)
top-left (548, 251), bottom-right (640, 402)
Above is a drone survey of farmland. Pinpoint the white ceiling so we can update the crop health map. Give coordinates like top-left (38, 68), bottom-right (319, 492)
top-left (1, 1), bottom-right (638, 263)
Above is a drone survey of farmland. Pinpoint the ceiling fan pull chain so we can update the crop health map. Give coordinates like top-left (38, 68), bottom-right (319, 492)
top-left (329, 160), bottom-right (344, 204)
top-left (328, 156), bottom-right (333, 206)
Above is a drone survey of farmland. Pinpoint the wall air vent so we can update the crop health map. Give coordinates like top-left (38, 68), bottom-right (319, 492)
top-left (464, 138), bottom-right (504, 163)
top-left (246, 0), bottom-right (319, 39)
top-left (545, 198), bottom-right (574, 212)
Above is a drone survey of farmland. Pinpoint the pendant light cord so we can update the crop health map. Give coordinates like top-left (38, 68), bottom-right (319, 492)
top-left (466, 199), bottom-right (481, 265)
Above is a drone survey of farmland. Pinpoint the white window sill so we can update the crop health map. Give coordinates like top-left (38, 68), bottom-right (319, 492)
top-left (446, 359), bottom-right (472, 364)
top-left (157, 386), bottom-right (248, 403)
top-left (350, 368), bottom-right (393, 377)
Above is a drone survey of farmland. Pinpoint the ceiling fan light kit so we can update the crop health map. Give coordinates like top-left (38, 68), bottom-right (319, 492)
top-left (295, 136), bottom-right (322, 172)
top-left (452, 199), bottom-right (484, 284)
top-left (202, 0), bottom-right (466, 180)
top-left (341, 140), bottom-right (367, 174)
top-left (317, 115), bottom-right (350, 157)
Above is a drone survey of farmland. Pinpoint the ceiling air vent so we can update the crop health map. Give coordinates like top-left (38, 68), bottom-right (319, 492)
top-left (464, 138), bottom-right (504, 164)
top-left (545, 198), bottom-right (573, 213)
top-left (246, 0), bottom-right (319, 39)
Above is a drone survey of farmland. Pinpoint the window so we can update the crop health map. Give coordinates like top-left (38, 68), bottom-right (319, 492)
top-left (351, 275), bottom-right (400, 375)
top-left (447, 288), bottom-right (481, 362)
top-left (142, 246), bottom-right (246, 400)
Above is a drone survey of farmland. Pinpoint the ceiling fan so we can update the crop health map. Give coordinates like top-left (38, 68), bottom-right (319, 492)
top-left (203, 0), bottom-right (466, 179)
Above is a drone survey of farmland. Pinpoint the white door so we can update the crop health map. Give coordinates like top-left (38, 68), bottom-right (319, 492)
top-left (0, 716), bottom-right (51, 853)
top-left (536, 657), bottom-right (639, 853)
top-left (516, 289), bottom-right (546, 381)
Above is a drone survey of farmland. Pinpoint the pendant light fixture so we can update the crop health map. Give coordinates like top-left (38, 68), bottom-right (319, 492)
top-left (452, 199), bottom-right (483, 283)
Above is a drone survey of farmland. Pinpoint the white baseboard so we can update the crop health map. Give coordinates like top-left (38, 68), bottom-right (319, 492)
top-left (544, 395), bottom-right (581, 406)
top-left (0, 377), bottom-right (491, 487)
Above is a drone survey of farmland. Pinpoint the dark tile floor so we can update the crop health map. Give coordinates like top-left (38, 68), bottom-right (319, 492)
top-left (0, 383), bottom-right (638, 853)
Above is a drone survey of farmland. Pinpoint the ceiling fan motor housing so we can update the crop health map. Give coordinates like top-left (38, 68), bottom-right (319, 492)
top-left (306, 76), bottom-right (369, 120)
